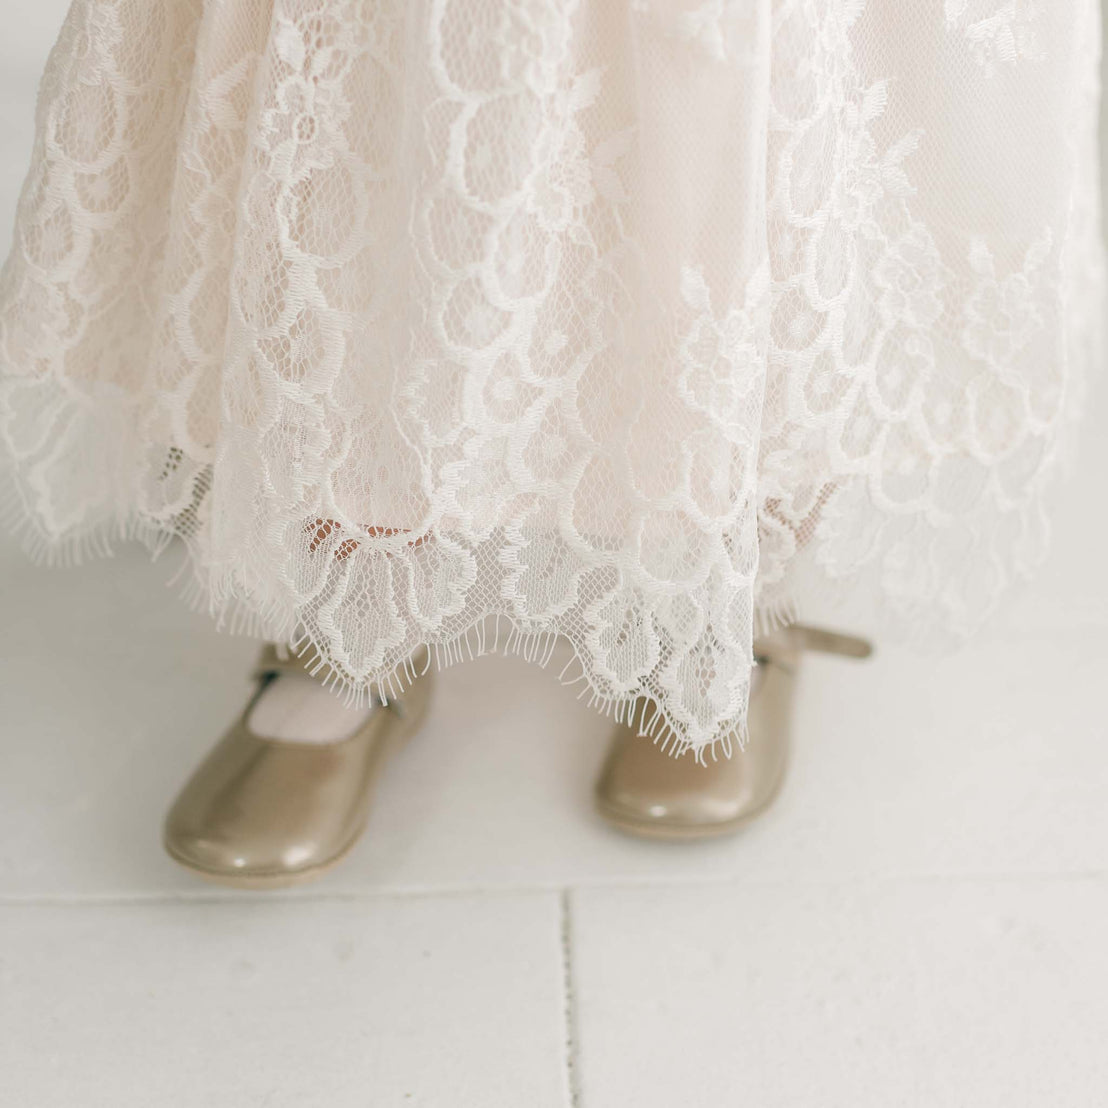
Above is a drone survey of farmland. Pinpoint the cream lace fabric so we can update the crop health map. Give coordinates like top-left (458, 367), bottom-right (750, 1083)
top-left (1, 0), bottom-right (1104, 752)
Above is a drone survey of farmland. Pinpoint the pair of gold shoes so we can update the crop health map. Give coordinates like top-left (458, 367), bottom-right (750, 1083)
top-left (164, 626), bottom-right (871, 888)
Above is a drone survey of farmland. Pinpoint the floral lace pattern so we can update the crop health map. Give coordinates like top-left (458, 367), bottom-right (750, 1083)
top-left (945, 0), bottom-right (1045, 75)
top-left (1, 0), bottom-right (1104, 753)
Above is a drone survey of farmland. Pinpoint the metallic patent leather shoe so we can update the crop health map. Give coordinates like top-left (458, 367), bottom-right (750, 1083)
top-left (163, 645), bottom-right (433, 889)
top-left (594, 625), bottom-right (872, 840)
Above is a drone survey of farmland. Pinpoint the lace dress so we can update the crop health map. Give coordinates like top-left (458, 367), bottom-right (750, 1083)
top-left (1, 0), bottom-right (1104, 753)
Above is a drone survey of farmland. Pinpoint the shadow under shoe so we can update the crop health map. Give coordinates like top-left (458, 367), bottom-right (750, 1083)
top-left (163, 645), bottom-right (432, 889)
top-left (594, 626), bottom-right (872, 841)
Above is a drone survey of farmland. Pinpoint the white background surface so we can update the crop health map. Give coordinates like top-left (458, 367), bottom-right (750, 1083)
top-left (2, 4), bottom-right (1108, 1106)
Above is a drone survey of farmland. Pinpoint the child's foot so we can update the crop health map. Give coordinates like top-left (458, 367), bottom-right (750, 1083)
top-left (163, 645), bottom-right (433, 889)
top-left (593, 626), bottom-right (872, 839)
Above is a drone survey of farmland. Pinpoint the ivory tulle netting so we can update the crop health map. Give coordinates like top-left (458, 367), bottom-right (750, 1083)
top-left (0, 0), bottom-right (1104, 752)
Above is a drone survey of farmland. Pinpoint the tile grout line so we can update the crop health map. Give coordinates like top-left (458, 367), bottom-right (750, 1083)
top-left (2, 866), bottom-right (1107, 909)
top-left (559, 888), bottom-right (583, 1108)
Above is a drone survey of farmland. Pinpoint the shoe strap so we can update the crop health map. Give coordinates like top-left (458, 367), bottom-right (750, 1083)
top-left (788, 624), bottom-right (873, 659)
top-left (754, 624), bottom-right (873, 671)
top-left (250, 643), bottom-right (429, 717)
top-left (252, 643), bottom-right (336, 685)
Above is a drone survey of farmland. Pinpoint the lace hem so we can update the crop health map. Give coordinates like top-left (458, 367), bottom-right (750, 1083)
top-left (1, 0), bottom-right (1105, 750)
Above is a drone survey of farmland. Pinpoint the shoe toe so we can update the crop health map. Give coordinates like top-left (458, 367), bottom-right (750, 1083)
top-left (161, 730), bottom-right (357, 886)
top-left (597, 769), bottom-right (756, 834)
top-left (163, 801), bottom-right (331, 884)
top-left (595, 721), bottom-right (785, 838)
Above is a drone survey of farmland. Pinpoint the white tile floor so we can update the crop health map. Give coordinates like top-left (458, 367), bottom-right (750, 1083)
top-left (3, 7), bottom-right (1108, 1107)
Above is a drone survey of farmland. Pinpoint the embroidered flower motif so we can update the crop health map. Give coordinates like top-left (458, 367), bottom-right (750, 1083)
top-left (872, 223), bottom-right (945, 329)
top-left (530, 68), bottom-right (604, 234)
top-left (497, 3), bottom-right (575, 93)
top-left (260, 80), bottom-right (342, 178)
top-left (834, 83), bottom-right (921, 234)
top-left (944, 0), bottom-right (1045, 76)
top-left (676, 265), bottom-right (767, 426)
top-left (259, 17), bottom-right (356, 178)
top-left (962, 232), bottom-right (1051, 367)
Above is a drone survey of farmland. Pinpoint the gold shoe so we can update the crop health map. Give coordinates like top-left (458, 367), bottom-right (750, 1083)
top-left (594, 625), bottom-right (872, 840)
top-left (163, 645), bottom-right (433, 889)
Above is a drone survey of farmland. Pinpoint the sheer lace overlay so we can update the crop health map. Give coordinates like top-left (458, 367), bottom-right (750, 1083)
top-left (1, 0), bottom-right (1104, 752)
